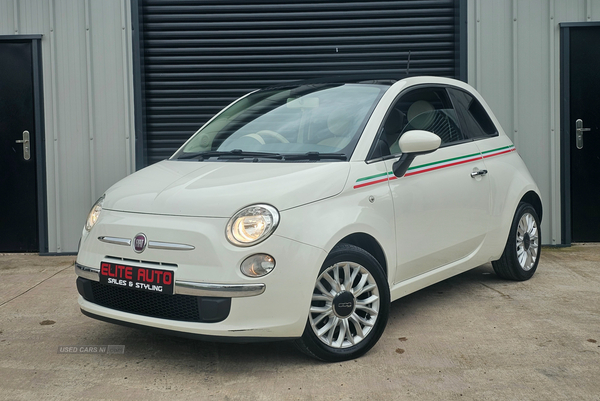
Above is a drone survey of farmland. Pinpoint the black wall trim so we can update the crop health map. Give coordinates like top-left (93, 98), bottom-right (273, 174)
top-left (131, 0), bottom-right (147, 170)
top-left (559, 26), bottom-right (570, 246)
top-left (32, 38), bottom-right (48, 254)
top-left (559, 22), bottom-right (600, 28)
top-left (0, 34), bottom-right (43, 40)
top-left (457, 0), bottom-right (468, 82)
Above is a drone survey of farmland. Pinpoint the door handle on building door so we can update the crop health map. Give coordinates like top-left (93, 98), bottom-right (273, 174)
top-left (15, 130), bottom-right (31, 160)
top-left (576, 119), bottom-right (591, 150)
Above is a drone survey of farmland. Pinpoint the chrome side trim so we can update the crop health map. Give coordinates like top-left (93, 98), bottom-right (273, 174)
top-left (98, 236), bottom-right (131, 246)
top-left (75, 263), bottom-right (265, 298)
top-left (175, 281), bottom-right (265, 298)
top-left (148, 241), bottom-right (195, 251)
top-left (75, 263), bottom-right (100, 281)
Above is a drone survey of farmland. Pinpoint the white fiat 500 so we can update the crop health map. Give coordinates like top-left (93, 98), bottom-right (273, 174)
top-left (76, 76), bottom-right (542, 361)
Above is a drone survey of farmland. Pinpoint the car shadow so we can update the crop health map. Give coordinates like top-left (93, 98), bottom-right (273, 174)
top-left (388, 262), bottom-right (504, 315)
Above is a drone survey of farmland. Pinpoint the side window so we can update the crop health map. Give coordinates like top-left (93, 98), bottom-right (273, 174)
top-left (370, 87), bottom-right (466, 159)
top-left (448, 88), bottom-right (498, 139)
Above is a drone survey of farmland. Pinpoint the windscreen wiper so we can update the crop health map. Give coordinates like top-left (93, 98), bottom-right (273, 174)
top-left (177, 149), bottom-right (283, 160)
top-left (284, 152), bottom-right (347, 161)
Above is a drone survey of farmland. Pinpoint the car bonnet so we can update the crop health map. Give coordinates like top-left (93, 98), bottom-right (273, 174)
top-left (102, 160), bottom-right (350, 217)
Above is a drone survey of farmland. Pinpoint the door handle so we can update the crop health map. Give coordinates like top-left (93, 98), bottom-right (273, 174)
top-left (576, 119), bottom-right (591, 150)
top-left (15, 130), bottom-right (31, 160)
top-left (471, 169), bottom-right (488, 178)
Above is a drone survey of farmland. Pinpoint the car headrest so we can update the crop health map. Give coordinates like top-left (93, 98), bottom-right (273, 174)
top-left (407, 100), bottom-right (435, 130)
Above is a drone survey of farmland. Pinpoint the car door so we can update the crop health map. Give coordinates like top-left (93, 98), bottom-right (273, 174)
top-left (447, 87), bottom-right (518, 236)
top-left (373, 86), bottom-right (491, 284)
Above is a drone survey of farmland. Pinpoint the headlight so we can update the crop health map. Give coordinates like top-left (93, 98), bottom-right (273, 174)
top-left (226, 204), bottom-right (279, 246)
top-left (85, 195), bottom-right (105, 231)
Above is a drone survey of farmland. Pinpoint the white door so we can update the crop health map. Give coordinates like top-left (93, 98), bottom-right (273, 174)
top-left (373, 85), bottom-right (491, 283)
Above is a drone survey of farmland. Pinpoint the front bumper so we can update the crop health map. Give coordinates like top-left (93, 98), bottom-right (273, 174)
top-left (76, 276), bottom-right (233, 323)
top-left (75, 263), bottom-right (265, 298)
top-left (76, 209), bottom-right (327, 339)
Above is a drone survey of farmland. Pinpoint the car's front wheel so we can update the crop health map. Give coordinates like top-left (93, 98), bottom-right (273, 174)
top-left (492, 202), bottom-right (541, 281)
top-left (295, 243), bottom-right (390, 362)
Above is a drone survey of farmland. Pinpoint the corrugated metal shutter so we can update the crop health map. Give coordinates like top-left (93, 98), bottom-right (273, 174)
top-left (135, 0), bottom-right (463, 166)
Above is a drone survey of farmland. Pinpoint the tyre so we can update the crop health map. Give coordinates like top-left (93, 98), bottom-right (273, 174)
top-left (492, 202), bottom-right (541, 281)
top-left (295, 243), bottom-right (390, 362)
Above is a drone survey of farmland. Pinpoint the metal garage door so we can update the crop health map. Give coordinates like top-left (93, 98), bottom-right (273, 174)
top-left (133, 0), bottom-right (466, 166)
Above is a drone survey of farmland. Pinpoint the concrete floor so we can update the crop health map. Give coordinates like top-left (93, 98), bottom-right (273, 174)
top-left (0, 246), bottom-right (599, 401)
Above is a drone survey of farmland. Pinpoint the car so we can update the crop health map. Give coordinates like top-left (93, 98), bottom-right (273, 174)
top-left (75, 76), bottom-right (542, 361)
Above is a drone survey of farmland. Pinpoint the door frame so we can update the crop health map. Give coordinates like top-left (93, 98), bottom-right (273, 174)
top-left (559, 22), bottom-right (600, 245)
top-left (0, 35), bottom-right (48, 253)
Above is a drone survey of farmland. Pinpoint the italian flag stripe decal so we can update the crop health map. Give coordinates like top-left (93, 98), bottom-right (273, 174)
top-left (354, 172), bottom-right (396, 189)
top-left (404, 152), bottom-right (481, 177)
top-left (354, 145), bottom-right (516, 189)
top-left (481, 145), bottom-right (516, 158)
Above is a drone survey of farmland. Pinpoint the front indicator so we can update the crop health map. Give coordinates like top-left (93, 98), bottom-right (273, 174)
top-left (241, 254), bottom-right (276, 278)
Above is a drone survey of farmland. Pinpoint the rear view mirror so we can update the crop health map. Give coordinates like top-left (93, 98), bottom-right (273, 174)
top-left (286, 97), bottom-right (319, 109)
top-left (392, 130), bottom-right (441, 177)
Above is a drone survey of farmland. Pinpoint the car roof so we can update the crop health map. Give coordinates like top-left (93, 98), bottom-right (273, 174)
top-left (260, 75), bottom-right (472, 93)
top-left (261, 74), bottom-right (401, 91)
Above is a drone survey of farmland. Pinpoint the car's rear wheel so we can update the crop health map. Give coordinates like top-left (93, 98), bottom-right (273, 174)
top-left (492, 202), bottom-right (541, 281)
top-left (295, 243), bottom-right (390, 362)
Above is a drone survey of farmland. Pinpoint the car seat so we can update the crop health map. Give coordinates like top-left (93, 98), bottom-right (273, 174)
top-left (317, 109), bottom-right (354, 149)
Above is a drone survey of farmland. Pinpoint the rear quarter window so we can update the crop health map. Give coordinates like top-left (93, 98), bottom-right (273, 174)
top-left (448, 88), bottom-right (498, 139)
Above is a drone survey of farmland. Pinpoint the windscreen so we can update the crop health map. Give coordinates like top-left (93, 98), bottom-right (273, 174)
top-left (171, 83), bottom-right (388, 160)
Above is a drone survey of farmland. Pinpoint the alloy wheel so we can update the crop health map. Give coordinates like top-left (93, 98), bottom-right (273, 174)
top-left (516, 212), bottom-right (539, 271)
top-left (309, 262), bottom-right (380, 349)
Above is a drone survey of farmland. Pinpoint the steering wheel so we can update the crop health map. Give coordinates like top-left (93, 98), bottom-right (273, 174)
top-left (254, 130), bottom-right (289, 143)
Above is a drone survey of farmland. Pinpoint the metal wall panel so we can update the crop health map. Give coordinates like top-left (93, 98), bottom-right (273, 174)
top-left (467, 0), bottom-right (600, 245)
top-left (136, 0), bottom-right (464, 165)
top-left (0, 1), bottom-right (15, 33)
top-left (0, 0), bottom-right (135, 253)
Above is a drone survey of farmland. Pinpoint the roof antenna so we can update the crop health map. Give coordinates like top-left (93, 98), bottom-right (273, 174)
top-left (406, 50), bottom-right (411, 75)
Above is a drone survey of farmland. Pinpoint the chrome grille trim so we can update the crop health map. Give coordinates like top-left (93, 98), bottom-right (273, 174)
top-left (148, 241), bottom-right (195, 251)
top-left (97, 236), bottom-right (194, 251)
top-left (98, 236), bottom-right (131, 246)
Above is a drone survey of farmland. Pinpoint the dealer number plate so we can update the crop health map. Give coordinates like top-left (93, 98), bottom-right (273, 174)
top-left (99, 262), bottom-right (174, 295)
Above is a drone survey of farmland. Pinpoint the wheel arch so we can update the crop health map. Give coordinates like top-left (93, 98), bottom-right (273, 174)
top-left (520, 190), bottom-right (543, 222)
top-left (486, 185), bottom-right (543, 262)
top-left (334, 233), bottom-right (388, 278)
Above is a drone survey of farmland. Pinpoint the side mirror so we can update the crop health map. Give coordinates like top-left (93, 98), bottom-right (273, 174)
top-left (392, 130), bottom-right (441, 177)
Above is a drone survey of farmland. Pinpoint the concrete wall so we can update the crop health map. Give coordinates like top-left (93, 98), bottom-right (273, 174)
top-left (0, 0), bottom-right (135, 253)
top-left (467, 0), bottom-right (600, 245)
